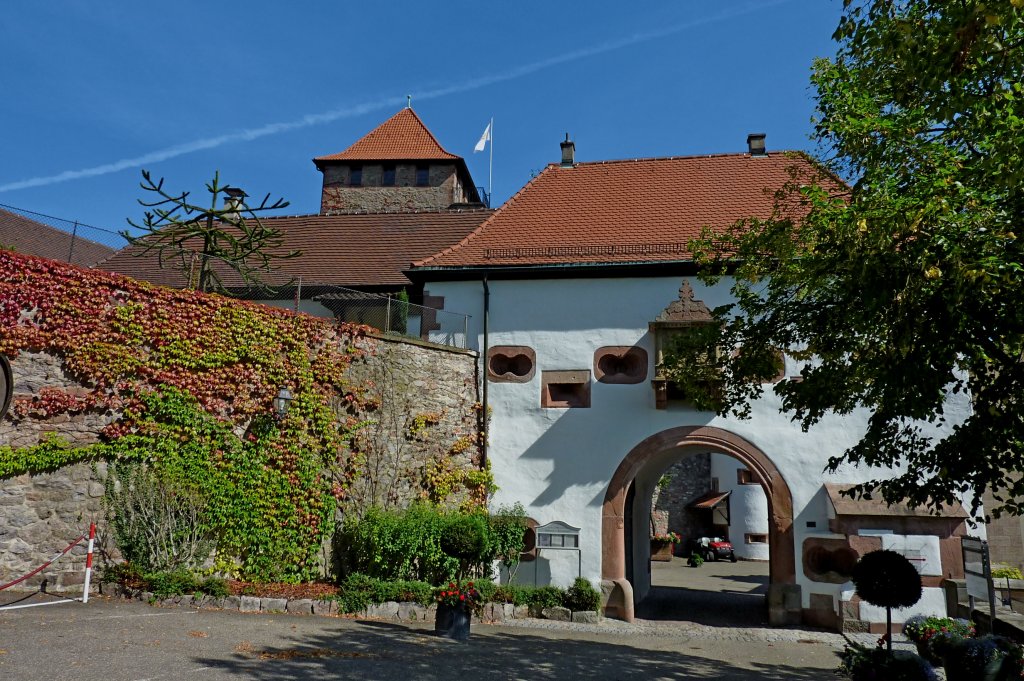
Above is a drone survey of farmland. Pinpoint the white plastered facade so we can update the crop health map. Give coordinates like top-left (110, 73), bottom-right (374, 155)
top-left (426, 274), bottom-right (973, 621)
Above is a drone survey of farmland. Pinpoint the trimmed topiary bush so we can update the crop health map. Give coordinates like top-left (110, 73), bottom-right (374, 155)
top-left (851, 549), bottom-right (922, 652)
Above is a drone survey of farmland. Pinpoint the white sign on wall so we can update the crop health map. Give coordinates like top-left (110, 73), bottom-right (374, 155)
top-left (881, 534), bottom-right (942, 576)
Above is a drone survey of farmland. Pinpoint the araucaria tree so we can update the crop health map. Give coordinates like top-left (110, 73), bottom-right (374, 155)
top-left (692, 1), bottom-right (1024, 516)
top-left (124, 170), bottom-right (298, 294)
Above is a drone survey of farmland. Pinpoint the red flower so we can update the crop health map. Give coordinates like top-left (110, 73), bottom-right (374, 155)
top-left (459, 595), bottom-right (465, 601)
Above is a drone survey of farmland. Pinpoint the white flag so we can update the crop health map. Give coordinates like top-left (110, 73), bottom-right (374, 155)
top-left (474, 121), bottom-right (491, 153)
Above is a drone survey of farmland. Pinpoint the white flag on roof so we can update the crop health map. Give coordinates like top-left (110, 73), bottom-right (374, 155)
top-left (474, 121), bottom-right (491, 153)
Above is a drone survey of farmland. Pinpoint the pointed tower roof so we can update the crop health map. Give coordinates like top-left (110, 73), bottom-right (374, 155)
top-left (314, 108), bottom-right (461, 163)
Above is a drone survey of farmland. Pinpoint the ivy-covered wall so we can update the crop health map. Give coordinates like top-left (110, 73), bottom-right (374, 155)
top-left (0, 250), bottom-right (482, 588)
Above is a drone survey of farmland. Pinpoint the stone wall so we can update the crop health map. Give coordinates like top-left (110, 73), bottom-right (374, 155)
top-left (653, 453), bottom-right (712, 545)
top-left (320, 163), bottom-right (466, 213)
top-left (0, 335), bottom-right (480, 592)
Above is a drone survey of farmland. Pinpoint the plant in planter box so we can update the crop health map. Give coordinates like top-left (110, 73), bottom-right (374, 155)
top-left (434, 581), bottom-right (483, 641)
top-left (836, 643), bottom-right (937, 681)
top-left (902, 615), bottom-right (976, 665)
top-left (651, 532), bottom-right (682, 544)
top-left (941, 635), bottom-right (1024, 681)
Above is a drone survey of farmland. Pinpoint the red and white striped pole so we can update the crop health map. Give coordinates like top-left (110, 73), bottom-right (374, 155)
top-left (82, 522), bottom-right (95, 604)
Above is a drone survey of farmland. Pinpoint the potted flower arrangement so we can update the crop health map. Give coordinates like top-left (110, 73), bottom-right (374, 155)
top-left (902, 615), bottom-right (975, 666)
top-left (650, 532), bottom-right (682, 562)
top-left (434, 581), bottom-right (482, 641)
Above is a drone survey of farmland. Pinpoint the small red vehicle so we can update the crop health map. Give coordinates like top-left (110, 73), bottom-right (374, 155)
top-left (690, 536), bottom-right (738, 563)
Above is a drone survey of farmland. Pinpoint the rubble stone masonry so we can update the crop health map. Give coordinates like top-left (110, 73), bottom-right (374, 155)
top-left (0, 336), bottom-right (479, 592)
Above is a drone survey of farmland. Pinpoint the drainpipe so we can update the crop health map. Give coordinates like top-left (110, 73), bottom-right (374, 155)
top-left (481, 275), bottom-right (490, 469)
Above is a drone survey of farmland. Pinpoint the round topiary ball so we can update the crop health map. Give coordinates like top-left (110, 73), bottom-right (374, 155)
top-left (440, 514), bottom-right (489, 561)
top-left (851, 549), bottom-right (922, 609)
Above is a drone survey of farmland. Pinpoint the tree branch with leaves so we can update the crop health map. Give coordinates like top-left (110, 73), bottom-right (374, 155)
top-left (123, 170), bottom-right (299, 294)
top-left (692, 0), bottom-right (1024, 518)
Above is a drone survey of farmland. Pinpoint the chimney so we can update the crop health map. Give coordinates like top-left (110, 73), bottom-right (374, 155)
top-left (223, 186), bottom-right (248, 221)
top-left (560, 133), bottom-right (575, 167)
top-left (746, 133), bottom-right (767, 157)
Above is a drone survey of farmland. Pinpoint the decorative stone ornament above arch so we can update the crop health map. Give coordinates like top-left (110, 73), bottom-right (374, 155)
top-left (0, 354), bottom-right (11, 420)
top-left (649, 280), bottom-right (721, 409)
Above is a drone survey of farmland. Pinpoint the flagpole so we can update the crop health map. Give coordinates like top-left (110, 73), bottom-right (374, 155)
top-left (488, 117), bottom-right (494, 208)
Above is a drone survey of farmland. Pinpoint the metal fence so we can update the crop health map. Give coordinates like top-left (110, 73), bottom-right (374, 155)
top-left (0, 202), bottom-right (129, 266)
top-left (0, 202), bottom-right (471, 350)
top-left (286, 281), bottom-right (470, 349)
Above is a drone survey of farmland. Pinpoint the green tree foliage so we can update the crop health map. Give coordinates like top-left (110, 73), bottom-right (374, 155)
top-left (124, 170), bottom-right (298, 294)
top-left (692, 0), bottom-right (1024, 517)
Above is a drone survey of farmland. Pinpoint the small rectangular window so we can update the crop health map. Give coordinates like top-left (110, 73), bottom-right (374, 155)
top-left (349, 166), bottom-right (362, 187)
top-left (541, 370), bottom-right (591, 408)
top-left (416, 165), bottom-right (429, 187)
top-left (745, 533), bottom-right (768, 544)
top-left (737, 469), bottom-right (756, 485)
top-left (382, 164), bottom-right (396, 186)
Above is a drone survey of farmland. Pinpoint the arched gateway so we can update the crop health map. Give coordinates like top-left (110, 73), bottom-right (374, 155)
top-left (601, 425), bottom-right (798, 625)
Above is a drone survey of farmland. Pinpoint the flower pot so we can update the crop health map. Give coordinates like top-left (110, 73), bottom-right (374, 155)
top-left (435, 602), bottom-right (471, 640)
top-left (650, 540), bottom-right (674, 562)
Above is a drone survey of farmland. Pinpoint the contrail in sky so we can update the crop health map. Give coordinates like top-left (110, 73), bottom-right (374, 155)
top-left (0, 1), bottom-right (790, 194)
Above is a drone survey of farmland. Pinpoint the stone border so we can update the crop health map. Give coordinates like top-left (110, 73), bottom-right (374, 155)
top-left (107, 584), bottom-right (602, 625)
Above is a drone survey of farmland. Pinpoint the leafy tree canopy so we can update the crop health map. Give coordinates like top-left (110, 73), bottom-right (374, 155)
top-left (124, 170), bottom-right (298, 294)
top-left (692, 0), bottom-right (1024, 517)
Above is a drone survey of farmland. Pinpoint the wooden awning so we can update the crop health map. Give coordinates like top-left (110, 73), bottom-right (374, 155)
top-left (690, 490), bottom-right (731, 510)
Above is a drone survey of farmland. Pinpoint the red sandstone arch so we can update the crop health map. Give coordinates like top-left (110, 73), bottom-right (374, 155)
top-left (602, 426), bottom-right (795, 605)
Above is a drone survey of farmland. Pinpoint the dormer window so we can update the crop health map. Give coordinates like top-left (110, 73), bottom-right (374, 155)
top-left (416, 165), bottom-right (430, 187)
top-left (382, 164), bottom-right (396, 187)
top-left (349, 166), bottom-right (362, 187)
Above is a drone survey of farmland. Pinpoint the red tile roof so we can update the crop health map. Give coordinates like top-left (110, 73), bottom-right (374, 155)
top-left (95, 210), bottom-right (491, 289)
top-left (414, 152), bottom-right (831, 269)
top-left (314, 108), bottom-right (461, 163)
top-left (0, 207), bottom-right (115, 267)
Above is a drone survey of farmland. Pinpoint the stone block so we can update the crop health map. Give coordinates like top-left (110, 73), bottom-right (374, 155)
top-left (541, 606), bottom-right (571, 622)
top-left (572, 611), bottom-right (600, 624)
top-left (261, 597), bottom-right (287, 613)
top-left (366, 601), bottom-right (400, 619)
top-left (397, 602), bottom-right (425, 621)
top-left (312, 600), bottom-right (338, 617)
top-left (239, 596), bottom-right (261, 612)
top-left (286, 599), bottom-right (313, 615)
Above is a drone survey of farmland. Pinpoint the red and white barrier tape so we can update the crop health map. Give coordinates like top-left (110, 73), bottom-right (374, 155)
top-left (0, 523), bottom-right (96, 610)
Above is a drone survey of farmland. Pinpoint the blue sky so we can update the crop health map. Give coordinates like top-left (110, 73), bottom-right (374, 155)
top-left (0, 1), bottom-right (842, 239)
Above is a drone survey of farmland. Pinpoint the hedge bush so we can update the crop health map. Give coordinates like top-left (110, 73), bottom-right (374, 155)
top-left (336, 503), bottom-right (527, 584)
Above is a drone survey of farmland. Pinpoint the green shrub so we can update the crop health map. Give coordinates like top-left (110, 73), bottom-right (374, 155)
top-left (336, 504), bottom-right (458, 584)
top-left (103, 462), bottom-right (214, 573)
top-left (527, 586), bottom-right (566, 610)
top-left (145, 569), bottom-right (199, 597)
top-left (488, 503), bottom-right (528, 581)
top-left (332, 574), bottom-right (436, 613)
top-left (563, 577), bottom-right (601, 612)
top-left (993, 565), bottom-right (1024, 580)
top-left (338, 504), bottom-right (522, 584)
top-left (688, 552), bottom-right (704, 567)
top-left (199, 577), bottom-right (229, 598)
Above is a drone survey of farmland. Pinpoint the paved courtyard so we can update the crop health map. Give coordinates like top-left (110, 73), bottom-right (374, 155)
top-left (0, 588), bottom-right (844, 681)
top-left (639, 556), bottom-right (770, 627)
